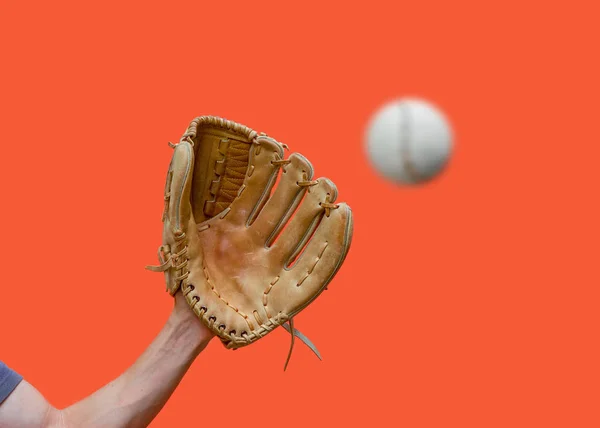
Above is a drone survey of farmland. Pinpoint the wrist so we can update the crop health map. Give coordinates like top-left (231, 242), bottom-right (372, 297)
top-left (169, 292), bottom-right (214, 354)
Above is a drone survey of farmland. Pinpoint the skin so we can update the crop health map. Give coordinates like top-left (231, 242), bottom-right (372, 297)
top-left (0, 292), bottom-right (213, 428)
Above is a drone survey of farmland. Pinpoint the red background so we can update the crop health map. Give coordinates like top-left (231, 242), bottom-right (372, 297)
top-left (1, 1), bottom-right (599, 426)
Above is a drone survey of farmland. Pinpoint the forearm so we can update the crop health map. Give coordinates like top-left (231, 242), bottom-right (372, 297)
top-left (61, 297), bottom-right (211, 428)
top-left (0, 295), bottom-right (210, 428)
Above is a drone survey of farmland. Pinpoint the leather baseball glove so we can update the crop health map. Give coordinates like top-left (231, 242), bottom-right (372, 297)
top-left (147, 116), bottom-right (353, 368)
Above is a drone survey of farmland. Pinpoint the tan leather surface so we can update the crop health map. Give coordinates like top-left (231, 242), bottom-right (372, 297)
top-left (153, 116), bottom-right (353, 348)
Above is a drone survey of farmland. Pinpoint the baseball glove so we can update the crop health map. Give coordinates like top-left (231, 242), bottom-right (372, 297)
top-left (147, 116), bottom-right (353, 368)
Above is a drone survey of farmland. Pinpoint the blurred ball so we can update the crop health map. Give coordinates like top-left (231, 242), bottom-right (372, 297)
top-left (366, 98), bottom-right (453, 185)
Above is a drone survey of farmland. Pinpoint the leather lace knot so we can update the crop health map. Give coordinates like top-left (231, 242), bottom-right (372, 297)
top-left (321, 201), bottom-right (339, 217)
top-left (145, 241), bottom-right (190, 284)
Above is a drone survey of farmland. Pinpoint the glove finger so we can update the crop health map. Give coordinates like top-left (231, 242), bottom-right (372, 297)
top-left (268, 177), bottom-right (338, 265)
top-left (271, 201), bottom-right (353, 316)
top-left (251, 153), bottom-right (314, 245)
top-left (225, 136), bottom-right (284, 226)
top-left (167, 141), bottom-right (195, 233)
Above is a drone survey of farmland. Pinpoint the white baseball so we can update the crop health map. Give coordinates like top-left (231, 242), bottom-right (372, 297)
top-left (365, 98), bottom-right (453, 185)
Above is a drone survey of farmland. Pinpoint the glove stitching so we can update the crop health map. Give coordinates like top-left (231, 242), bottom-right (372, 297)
top-left (201, 262), bottom-right (254, 331)
top-left (239, 313), bottom-right (289, 346)
top-left (262, 276), bottom-right (280, 318)
top-left (262, 242), bottom-right (327, 318)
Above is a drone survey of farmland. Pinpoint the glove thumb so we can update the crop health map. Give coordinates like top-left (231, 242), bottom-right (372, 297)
top-left (165, 141), bottom-right (195, 234)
